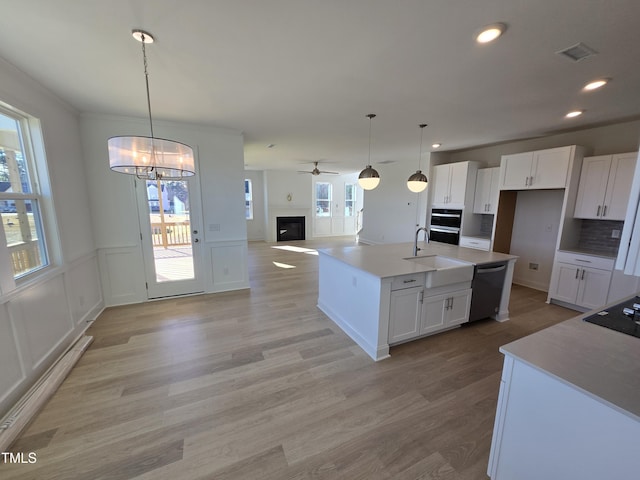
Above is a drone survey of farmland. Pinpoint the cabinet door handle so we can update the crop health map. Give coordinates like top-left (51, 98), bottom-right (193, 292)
top-left (529, 176), bottom-right (533, 186)
top-left (603, 205), bottom-right (608, 217)
top-left (419, 291), bottom-right (424, 303)
top-left (403, 279), bottom-right (416, 283)
top-left (524, 176), bottom-right (529, 186)
top-left (575, 268), bottom-right (579, 279)
top-left (581, 269), bottom-right (585, 280)
top-left (596, 205), bottom-right (601, 217)
top-left (449, 297), bottom-right (454, 309)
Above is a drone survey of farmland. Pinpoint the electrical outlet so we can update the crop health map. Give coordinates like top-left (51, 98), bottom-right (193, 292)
top-left (529, 262), bottom-right (539, 271)
top-left (612, 229), bottom-right (621, 239)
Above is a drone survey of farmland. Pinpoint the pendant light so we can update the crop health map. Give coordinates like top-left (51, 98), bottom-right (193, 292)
top-left (108, 29), bottom-right (195, 180)
top-left (407, 124), bottom-right (428, 193)
top-left (358, 114), bottom-right (380, 190)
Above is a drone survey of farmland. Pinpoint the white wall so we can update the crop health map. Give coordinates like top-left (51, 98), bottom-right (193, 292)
top-left (510, 190), bottom-right (565, 291)
top-left (262, 170), bottom-right (363, 242)
top-left (448, 119), bottom-right (640, 166)
top-left (0, 57), bottom-right (102, 417)
top-left (359, 161), bottom-right (429, 244)
top-left (81, 113), bottom-right (249, 305)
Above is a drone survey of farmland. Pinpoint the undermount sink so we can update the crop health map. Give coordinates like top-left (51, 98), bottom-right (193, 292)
top-left (403, 255), bottom-right (474, 287)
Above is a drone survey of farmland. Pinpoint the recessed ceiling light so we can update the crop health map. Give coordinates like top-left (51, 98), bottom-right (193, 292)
top-left (565, 110), bottom-right (584, 118)
top-left (476, 23), bottom-right (507, 43)
top-left (583, 78), bottom-right (610, 91)
top-left (432, 143), bottom-right (442, 149)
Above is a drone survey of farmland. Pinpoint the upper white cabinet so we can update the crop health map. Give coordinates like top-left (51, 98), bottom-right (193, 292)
top-left (432, 161), bottom-right (479, 207)
top-left (500, 146), bottom-right (573, 190)
top-left (574, 152), bottom-right (637, 221)
top-left (473, 167), bottom-right (500, 214)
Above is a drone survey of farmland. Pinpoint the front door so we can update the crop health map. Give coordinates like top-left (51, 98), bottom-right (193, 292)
top-left (135, 177), bottom-right (204, 299)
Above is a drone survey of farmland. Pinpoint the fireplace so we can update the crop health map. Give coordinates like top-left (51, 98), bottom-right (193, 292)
top-left (277, 216), bottom-right (305, 241)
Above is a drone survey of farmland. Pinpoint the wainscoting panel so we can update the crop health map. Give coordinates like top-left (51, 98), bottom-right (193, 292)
top-left (210, 241), bottom-right (250, 292)
top-left (0, 304), bottom-right (24, 406)
top-left (11, 275), bottom-right (73, 370)
top-left (66, 254), bottom-right (103, 325)
top-left (98, 246), bottom-right (146, 306)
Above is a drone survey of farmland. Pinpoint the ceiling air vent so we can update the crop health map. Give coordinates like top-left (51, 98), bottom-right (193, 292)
top-left (556, 42), bottom-right (598, 62)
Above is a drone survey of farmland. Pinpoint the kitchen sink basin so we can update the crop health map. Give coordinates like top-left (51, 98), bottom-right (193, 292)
top-left (403, 255), bottom-right (474, 287)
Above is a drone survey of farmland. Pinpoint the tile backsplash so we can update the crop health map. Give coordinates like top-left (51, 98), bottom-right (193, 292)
top-left (577, 219), bottom-right (624, 256)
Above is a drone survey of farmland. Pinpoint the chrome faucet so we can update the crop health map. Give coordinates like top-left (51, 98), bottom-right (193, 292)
top-left (413, 226), bottom-right (429, 256)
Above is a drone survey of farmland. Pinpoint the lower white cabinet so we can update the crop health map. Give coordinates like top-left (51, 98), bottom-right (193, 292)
top-left (421, 288), bottom-right (472, 334)
top-left (460, 235), bottom-right (491, 251)
top-left (389, 286), bottom-right (423, 343)
top-left (548, 252), bottom-right (614, 310)
top-left (389, 285), bottom-right (472, 344)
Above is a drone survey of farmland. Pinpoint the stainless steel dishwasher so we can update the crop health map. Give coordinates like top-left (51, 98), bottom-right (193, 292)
top-left (469, 262), bottom-right (508, 322)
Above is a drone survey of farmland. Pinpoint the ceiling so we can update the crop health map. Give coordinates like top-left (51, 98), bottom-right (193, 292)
top-left (1, 0), bottom-right (639, 174)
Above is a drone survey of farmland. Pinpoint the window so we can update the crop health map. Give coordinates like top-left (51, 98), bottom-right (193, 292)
top-left (345, 183), bottom-right (356, 217)
top-left (315, 182), bottom-right (331, 217)
top-left (0, 109), bottom-right (48, 279)
top-left (244, 179), bottom-right (253, 220)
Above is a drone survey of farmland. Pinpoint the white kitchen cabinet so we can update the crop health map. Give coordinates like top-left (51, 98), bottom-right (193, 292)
top-left (548, 252), bottom-right (614, 310)
top-left (421, 288), bottom-right (472, 334)
top-left (500, 146), bottom-right (572, 190)
top-left (474, 167), bottom-right (500, 214)
top-left (389, 286), bottom-right (423, 344)
top-left (432, 161), bottom-right (478, 207)
top-left (460, 235), bottom-right (491, 251)
top-left (574, 153), bottom-right (637, 220)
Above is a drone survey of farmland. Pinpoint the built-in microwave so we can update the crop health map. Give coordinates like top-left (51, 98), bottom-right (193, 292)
top-left (430, 208), bottom-right (462, 245)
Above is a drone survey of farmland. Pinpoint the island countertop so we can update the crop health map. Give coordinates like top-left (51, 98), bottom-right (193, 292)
top-left (318, 241), bottom-right (518, 279)
top-left (500, 299), bottom-right (640, 421)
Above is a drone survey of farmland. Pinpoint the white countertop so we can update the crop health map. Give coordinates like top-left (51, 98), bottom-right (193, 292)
top-left (500, 299), bottom-right (640, 421)
top-left (318, 241), bottom-right (518, 279)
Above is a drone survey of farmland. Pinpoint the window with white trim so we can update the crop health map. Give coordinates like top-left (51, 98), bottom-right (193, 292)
top-left (345, 183), bottom-right (356, 217)
top-left (244, 179), bottom-right (253, 220)
top-left (0, 108), bottom-right (48, 279)
top-left (315, 182), bottom-right (331, 217)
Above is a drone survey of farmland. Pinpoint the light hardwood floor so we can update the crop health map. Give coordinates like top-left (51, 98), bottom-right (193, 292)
top-left (2, 238), bottom-right (576, 479)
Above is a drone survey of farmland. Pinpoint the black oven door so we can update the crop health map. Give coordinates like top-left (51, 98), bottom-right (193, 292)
top-left (429, 226), bottom-right (460, 245)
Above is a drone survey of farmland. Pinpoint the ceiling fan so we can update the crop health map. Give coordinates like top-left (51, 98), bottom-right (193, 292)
top-left (297, 161), bottom-right (339, 176)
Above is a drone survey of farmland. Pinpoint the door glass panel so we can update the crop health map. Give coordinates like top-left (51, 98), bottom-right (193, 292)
top-left (146, 179), bottom-right (194, 282)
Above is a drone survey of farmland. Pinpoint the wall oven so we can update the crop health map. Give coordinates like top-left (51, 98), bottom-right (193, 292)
top-left (429, 208), bottom-right (462, 245)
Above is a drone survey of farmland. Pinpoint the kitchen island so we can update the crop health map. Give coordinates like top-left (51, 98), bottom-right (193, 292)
top-left (488, 297), bottom-right (640, 479)
top-left (317, 241), bottom-right (517, 360)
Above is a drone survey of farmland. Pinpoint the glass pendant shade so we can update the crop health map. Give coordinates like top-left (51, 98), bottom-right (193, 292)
top-left (358, 165), bottom-right (380, 190)
top-left (108, 135), bottom-right (195, 179)
top-left (407, 170), bottom-right (428, 192)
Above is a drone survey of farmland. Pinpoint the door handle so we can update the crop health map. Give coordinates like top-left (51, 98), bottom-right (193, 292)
top-left (603, 205), bottom-right (608, 217)
top-left (193, 230), bottom-right (198, 234)
top-left (581, 269), bottom-right (585, 280)
top-left (597, 205), bottom-right (601, 217)
top-left (194, 238), bottom-right (199, 243)
top-left (575, 268), bottom-right (579, 279)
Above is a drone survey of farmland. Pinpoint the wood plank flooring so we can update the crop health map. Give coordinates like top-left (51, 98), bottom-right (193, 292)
top-left (2, 238), bottom-right (577, 479)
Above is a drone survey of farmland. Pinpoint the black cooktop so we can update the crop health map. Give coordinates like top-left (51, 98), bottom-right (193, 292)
top-left (583, 296), bottom-right (640, 338)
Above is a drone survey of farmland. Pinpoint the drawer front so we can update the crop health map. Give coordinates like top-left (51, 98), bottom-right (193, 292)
top-left (555, 251), bottom-right (614, 271)
top-left (391, 273), bottom-right (425, 290)
top-left (460, 236), bottom-right (491, 251)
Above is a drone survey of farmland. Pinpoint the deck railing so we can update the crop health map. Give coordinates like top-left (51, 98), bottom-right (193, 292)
top-left (150, 222), bottom-right (191, 247)
top-left (9, 240), bottom-right (42, 276)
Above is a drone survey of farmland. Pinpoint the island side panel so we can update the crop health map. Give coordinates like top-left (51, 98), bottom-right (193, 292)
top-left (495, 258), bottom-right (516, 321)
top-left (489, 356), bottom-right (640, 479)
top-left (317, 251), bottom-right (389, 360)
